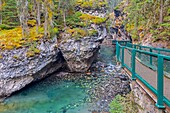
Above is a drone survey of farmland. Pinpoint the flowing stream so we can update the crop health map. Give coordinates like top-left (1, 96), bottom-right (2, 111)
top-left (0, 45), bottom-right (116, 113)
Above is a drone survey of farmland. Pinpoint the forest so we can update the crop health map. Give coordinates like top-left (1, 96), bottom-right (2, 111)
top-left (0, 0), bottom-right (169, 51)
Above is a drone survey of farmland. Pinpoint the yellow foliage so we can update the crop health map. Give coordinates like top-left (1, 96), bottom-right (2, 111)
top-left (66, 28), bottom-right (87, 38)
top-left (27, 20), bottom-right (36, 27)
top-left (34, 48), bottom-right (41, 54)
top-left (0, 26), bottom-right (44, 50)
top-left (80, 13), bottom-right (106, 25)
top-left (26, 47), bottom-right (40, 57)
top-left (92, 17), bottom-right (106, 24)
top-left (138, 26), bottom-right (144, 31)
top-left (80, 13), bottom-right (94, 21)
top-left (88, 29), bottom-right (98, 36)
top-left (81, 1), bottom-right (93, 8)
top-left (115, 19), bottom-right (122, 27)
top-left (126, 23), bottom-right (135, 32)
top-left (26, 51), bottom-right (35, 57)
top-left (76, 0), bottom-right (107, 8)
top-left (66, 27), bottom-right (98, 39)
top-left (13, 55), bottom-right (19, 59)
top-left (0, 55), bottom-right (2, 59)
top-left (139, 31), bottom-right (144, 38)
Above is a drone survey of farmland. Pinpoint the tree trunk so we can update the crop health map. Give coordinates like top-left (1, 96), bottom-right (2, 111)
top-left (44, 3), bottom-right (48, 37)
top-left (37, 0), bottom-right (41, 26)
top-left (43, 0), bottom-right (54, 37)
top-left (58, 0), bottom-right (61, 10)
top-left (63, 10), bottom-right (66, 27)
top-left (17, 0), bottom-right (29, 38)
top-left (0, 0), bottom-right (2, 24)
top-left (159, 0), bottom-right (164, 24)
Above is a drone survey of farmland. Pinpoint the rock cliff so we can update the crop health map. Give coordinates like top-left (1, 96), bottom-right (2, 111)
top-left (0, 24), bottom-right (106, 100)
top-left (0, 38), bottom-right (65, 100)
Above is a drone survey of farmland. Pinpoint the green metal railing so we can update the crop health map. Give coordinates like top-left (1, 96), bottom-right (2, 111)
top-left (126, 42), bottom-right (170, 53)
top-left (113, 40), bottom-right (170, 109)
top-left (126, 42), bottom-right (170, 78)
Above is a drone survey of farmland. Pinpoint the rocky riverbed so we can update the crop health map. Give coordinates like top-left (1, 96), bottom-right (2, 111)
top-left (0, 45), bottom-right (131, 113)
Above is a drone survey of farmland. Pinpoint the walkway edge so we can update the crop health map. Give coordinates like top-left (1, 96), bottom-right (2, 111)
top-left (124, 68), bottom-right (170, 113)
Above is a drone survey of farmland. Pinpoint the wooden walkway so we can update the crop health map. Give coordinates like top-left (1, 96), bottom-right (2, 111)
top-left (124, 49), bottom-right (170, 104)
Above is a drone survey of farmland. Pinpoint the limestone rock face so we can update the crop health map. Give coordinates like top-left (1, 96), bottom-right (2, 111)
top-left (59, 25), bottom-right (107, 72)
top-left (0, 38), bottom-right (65, 99)
top-left (75, 6), bottom-right (107, 18)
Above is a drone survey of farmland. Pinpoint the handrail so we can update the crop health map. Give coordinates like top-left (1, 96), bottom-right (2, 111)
top-left (114, 40), bottom-right (170, 109)
top-left (116, 42), bottom-right (170, 60)
top-left (127, 42), bottom-right (170, 53)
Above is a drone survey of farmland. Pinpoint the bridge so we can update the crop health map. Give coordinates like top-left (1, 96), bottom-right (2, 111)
top-left (112, 40), bottom-right (170, 111)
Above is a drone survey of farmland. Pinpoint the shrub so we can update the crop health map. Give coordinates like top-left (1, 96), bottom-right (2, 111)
top-left (109, 92), bottom-right (141, 113)
top-left (0, 24), bottom-right (14, 30)
top-left (109, 95), bottom-right (125, 113)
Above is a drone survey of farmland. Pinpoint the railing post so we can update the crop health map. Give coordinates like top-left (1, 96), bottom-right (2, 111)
top-left (150, 48), bottom-right (153, 65)
top-left (131, 49), bottom-right (136, 80)
top-left (155, 55), bottom-right (165, 109)
top-left (158, 50), bottom-right (160, 54)
top-left (139, 46), bottom-right (142, 59)
top-left (116, 42), bottom-right (120, 62)
top-left (121, 47), bottom-right (125, 67)
top-left (127, 42), bottom-right (132, 48)
top-left (134, 45), bottom-right (137, 49)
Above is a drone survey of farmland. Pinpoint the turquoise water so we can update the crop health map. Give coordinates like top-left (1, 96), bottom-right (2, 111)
top-left (0, 78), bottom-right (93, 113)
top-left (0, 45), bottom-right (116, 113)
top-left (99, 45), bottom-right (116, 65)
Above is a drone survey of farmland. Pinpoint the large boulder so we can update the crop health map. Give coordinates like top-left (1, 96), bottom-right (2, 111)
top-left (0, 38), bottom-right (65, 100)
top-left (59, 25), bottom-right (107, 72)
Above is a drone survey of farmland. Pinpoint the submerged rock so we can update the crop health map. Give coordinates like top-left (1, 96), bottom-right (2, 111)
top-left (0, 38), bottom-right (65, 100)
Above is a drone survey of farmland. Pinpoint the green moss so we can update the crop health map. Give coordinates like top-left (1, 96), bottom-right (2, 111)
top-left (81, 1), bottom-right (93, 8)
top-left (26, 46), bottom-right (40, 57)
top-left (80, 13), bottom-right (106, 25)
top-left (66, 27), bottom-right (98, 39)
top-left (13, 55), bottom-right (19, 59)
top-left (78, 22), bottom-right (88, 27)
top-left (109, 92), bottom-right (141, 113)
top-left (26, 51), bottom-right (35, 57)
top-left (76, 0), bottom-right (107, 9)
top-left (0, 24), bottom-right (14, 30)
top-left (159, 23), bottom-right (170, 28)
top-left (92, 17), bottom-right (106, 24)
top-left (164, 16), bottom-right (170, 22)
top-left (66, 28), bottom-right (87, 38)
top-left (88, 29), bottom-right (98, 36)
top-left (66, 11), bottom-right (82, 27)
